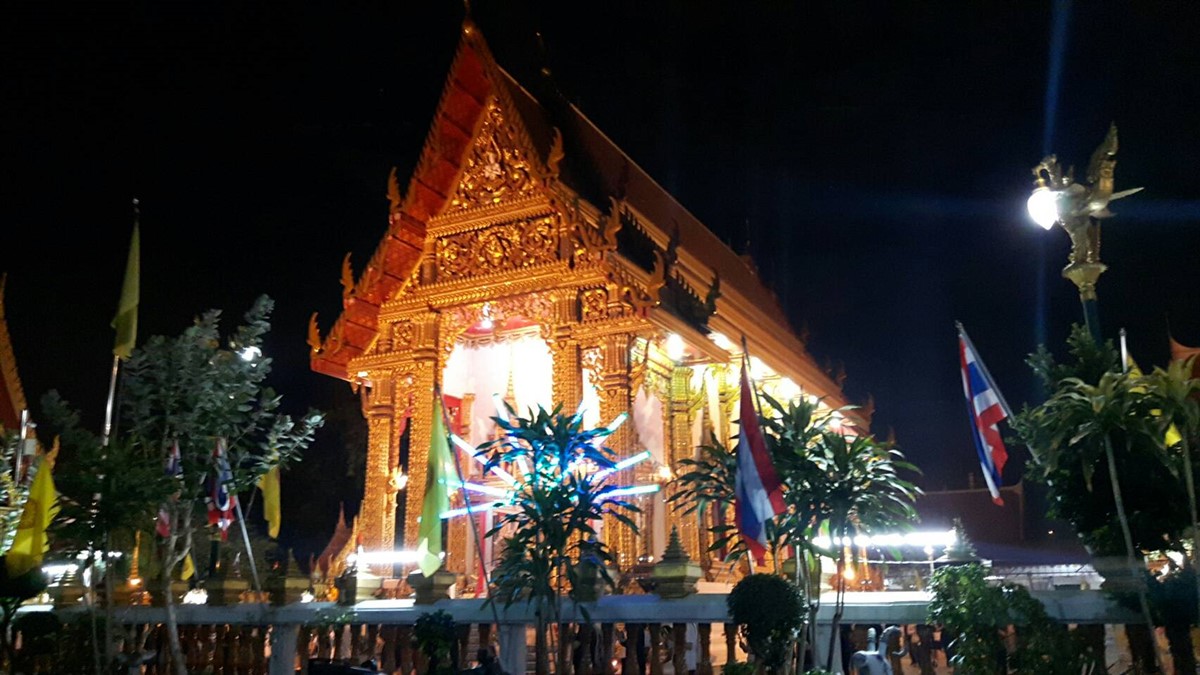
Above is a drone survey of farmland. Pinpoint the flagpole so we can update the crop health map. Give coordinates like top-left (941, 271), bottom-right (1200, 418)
top-left (233, 493), bottom-right (262, 595)
top-left (736, 334), bottom-right (771, 578)
top-left (438, 389), bottom-right (497, 605)
top-left (104, 198), bottom-right (141, 446)
top-left (739, 335), bottom-right (767, 417)
top-left (956, 322), bottom-right (1015, 419)
top-left (1119, 328), bottom-right (1130, 373)
top-left (101, 356), bottom-right (120, 446)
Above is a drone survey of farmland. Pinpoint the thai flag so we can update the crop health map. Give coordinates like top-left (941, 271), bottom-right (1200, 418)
top-left (205, 439), bottom-right (236, 539)
top-left (958, 324), bottom-right (1011, 506)
top-left (155, 441), bottom-right (182, 538)
top-left (733, 363), bottom-right (786, 565)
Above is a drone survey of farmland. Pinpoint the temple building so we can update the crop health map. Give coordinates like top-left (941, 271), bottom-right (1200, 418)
top-left (0, 276), bottom-right (28, 433)
top-left (308, 20), bottom-right (864, 582)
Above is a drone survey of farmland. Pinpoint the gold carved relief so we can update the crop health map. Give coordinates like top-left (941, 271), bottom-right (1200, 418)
top-left (450, 97), bottom-right (540, 210)
top-left (580, 288), bottom-right (608, 321)
top-left (581, 347), bottom-right (603, 390)
top-left (436, 216), bottom-right (558, 281)
top-left (572, 196), bottom-right (622, 264)
top-left (392, 321), bottom-right (415, 352)
top-left (439, 293), bottom-right (557, 355)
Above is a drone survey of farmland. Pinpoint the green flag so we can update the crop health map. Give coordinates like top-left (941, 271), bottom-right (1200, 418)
top-left (416, 396), bottom-right (452, 577)
top-left (112, 223), bottom-right (139, 359)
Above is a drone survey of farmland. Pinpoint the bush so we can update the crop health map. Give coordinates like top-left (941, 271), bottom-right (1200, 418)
top-left (727, 573), bottom-right (804, 672)
top-left (929, 564), bottom-right (1099, 675)
top-left (413, 609), bottom-right (457, 674)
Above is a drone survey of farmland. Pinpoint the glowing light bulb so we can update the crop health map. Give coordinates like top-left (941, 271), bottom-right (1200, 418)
top-left (238, 346), bottom-right (262, 362)
top-left (1027, 187), bottom-right (1059, 230)
top-left (665, 333), bottom-right (685, 362)
top-left (656, 464), bottom-right (674, 483)
top-left (749, 356), bottom-right (768, 380)
top-left (708, 332), bottom-right (734, 350)
top-left (778, 378), bottom-right (800, 402)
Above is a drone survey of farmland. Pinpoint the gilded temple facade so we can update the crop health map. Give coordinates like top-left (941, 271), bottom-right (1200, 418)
top-left (309, 21), bottom-right (861, 581)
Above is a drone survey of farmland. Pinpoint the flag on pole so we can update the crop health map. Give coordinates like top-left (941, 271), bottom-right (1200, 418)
top-left (258, 464), bottom-right (282, 539)
top-left (733, 363), bottom-right (786, 565)
top-left (155, 441), bottom-right (182, 538)
top-left (6, 439), bottom-right (59, 577)
top-left (416, 396), bottom-right (452, 577)
top-left (206, 439), bottom-right (236, 540)
top-left (112, 222), bottom-right (140, 359)
top-left (957, 323), bottom-right (1010, 506)
top-left (181, 552), bottom-right (195, 581)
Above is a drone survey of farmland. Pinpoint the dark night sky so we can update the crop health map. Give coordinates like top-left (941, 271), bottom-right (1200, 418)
top-left (3, 2), bottom-right (1200, 511)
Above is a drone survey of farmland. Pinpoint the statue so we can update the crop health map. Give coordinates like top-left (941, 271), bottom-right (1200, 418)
top-left (1030, 124), bottom-right (1141, 299)
top-left (850, 625), bottom-right (907, 675)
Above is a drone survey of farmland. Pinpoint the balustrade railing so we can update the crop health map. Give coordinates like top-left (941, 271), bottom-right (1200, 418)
top-left (13, 589), bottom-right (1145, 674)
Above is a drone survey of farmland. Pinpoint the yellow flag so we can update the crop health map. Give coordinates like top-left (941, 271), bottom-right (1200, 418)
top-left (6, 442), bottom-right (60, 577)
top-left (181, 553), bottom-right (195, 581)
top-left (257, 465), bottom-right (281, 539)
top-left (1127, 355), bottom-right (1184, 446)
top-left (416, 397), bottom-right (452, 577)
top-left (112, 223), bottom-right (139, 359)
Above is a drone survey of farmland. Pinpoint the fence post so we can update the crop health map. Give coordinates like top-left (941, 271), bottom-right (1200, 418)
top-left (269, 623), bottom-right (299, 675)
top-left (498, 623), bottom-right (527, 675)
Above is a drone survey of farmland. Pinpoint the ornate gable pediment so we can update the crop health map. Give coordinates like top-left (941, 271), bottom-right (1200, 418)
top-left (446, 96), bottom-right (542, 213)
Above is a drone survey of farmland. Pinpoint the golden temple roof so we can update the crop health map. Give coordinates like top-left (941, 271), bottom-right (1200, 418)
top-left (309, 18), bottom-right (850, 412)
top-left (0, 275), bottom-right (27, 431)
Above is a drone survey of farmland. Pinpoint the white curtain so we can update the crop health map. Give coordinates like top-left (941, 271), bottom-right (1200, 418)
top-left (442, 335), bottom-right (561, 446)
top-left (633, 385), bottom-right (665, 463)
top-left (705, 367), bottom-right (726, 443)
top-left (442, 344), bottom-right (470, 399)
top-left (468, 342), bottom-right (512, 446)
top-left (632, 385), bottom-right (667, 559)
top-left (581, 365), bottom-right (601, 430)
top-left (510, 337), bottom-right (554, 416)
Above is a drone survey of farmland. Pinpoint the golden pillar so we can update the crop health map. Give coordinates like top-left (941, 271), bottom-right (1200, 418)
top-left (597, 332), bottom-right (637, 568)
top-left (716, 364), bottom-right (737, 447)
top-left (668, 366), bottom-right (701, 561)
top-left (359, 374), bottom-right (396, 565)
top-left (551, 294), bottom-right (582, 412)
top-left (402, 315), bottom-right (441, 552)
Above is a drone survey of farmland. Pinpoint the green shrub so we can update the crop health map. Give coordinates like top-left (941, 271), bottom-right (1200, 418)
top-left (727, 573), bottom-right (804, 672)
top-left (929, 564), bottom-right (1099, 674)
top-left (414, 609), bottom-right (457, 674)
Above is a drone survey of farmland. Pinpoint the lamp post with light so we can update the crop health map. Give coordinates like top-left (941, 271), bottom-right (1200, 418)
top-left (1026, 123), bottom-right (1142, 340)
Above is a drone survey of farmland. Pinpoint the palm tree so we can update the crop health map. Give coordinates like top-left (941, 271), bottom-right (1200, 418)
top-left (814, 428), bottom-right (920, 671)
top-left (478, 404), bottom-right (639, 675)
top-left (1014, 329), bottom-right (1194, 672)
top-left (672, 389), bottom-right (921, 672)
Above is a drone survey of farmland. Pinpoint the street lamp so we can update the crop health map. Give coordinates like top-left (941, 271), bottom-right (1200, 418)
top-left (1026, 123), bottom-right (1142, 339)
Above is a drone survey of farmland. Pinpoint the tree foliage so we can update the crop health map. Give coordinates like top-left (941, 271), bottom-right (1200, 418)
top-left (672, 392), bottom-right (920, 565)
top-left (929, 563), bottom-right (1099, 675)
top-left (671, 388), bottom-right (920, 671)
top-left (1013, 326), bottom-right (1195, 556)
top-left (727, 573), bottom-right (805, 672)
top-left (40, 392), bottom-right (172, 560)
top-left (118, 295), bottom-right (322, 579)
top-left (477, 403), bottom-right (639, 675)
